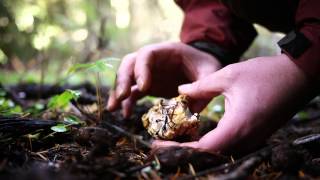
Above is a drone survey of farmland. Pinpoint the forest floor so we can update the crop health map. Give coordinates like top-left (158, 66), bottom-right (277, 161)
top-left (0, 83), bottom-right (319, 180)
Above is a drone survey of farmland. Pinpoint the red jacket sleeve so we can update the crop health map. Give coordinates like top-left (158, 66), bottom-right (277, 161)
top-left (175, 0), bottom-right (257, 63)
top-left (285, 0), bottom-right (320, 80)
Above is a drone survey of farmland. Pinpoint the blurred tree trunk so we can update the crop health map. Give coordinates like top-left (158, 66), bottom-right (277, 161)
top-left (0, 1), bottom-right (36, 64)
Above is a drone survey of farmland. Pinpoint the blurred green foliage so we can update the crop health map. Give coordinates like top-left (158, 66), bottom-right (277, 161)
top-left (48, 89), bottom-right (81, 110)
top-left (0, 0), bottom-right (183, 86)
top-left (0, 87), bottom-right (22, 115)
top-left (0, 0), bottom-right (112, 61)
top-left (0, 0), bottom-right (123, 86)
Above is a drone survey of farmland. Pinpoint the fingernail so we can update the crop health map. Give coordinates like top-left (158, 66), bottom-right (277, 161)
top-left (137, 78), bottom-right (144, 91)
top-left (107, 93), bottom-right (115, 110)
top-left (178, 84), bottom-right (192, 92)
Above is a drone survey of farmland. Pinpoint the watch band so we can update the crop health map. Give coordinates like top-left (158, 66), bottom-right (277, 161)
top-left (278, 30), bottom-right (311, 59)
top-left (189, 41), bottom-right (238, 66)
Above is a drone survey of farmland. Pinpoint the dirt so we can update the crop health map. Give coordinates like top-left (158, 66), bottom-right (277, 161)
top-left (0, 83), bottom-right (319, 180)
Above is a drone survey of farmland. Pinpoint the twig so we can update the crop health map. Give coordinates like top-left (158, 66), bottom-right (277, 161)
top-left (30, 151), bottom-right (48, 161)
top-left (103, 120), bottom-right (152, 149)
top-left (73, 103), bottom-right (152, 149)
top-left (214, 156), bottom-right (263, 180)
top-left (41, 123), bottom-right (73, 140)
top-left (106, 168), bottom-right (126, 178)
top-left (95, 73), bottom-right (103, 122)
top-left (292, 133), bottom-right (320, 146)
top-left (178, 145), bottom-right (273, 180)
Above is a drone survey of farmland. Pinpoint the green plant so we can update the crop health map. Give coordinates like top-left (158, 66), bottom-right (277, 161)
top-left (50, 124), bottom-right (68, 132)
top-left (47, 89), bottom-right (81, 110)
top-left (0, 88), bottom-right (22, 116)
top-left (50, 115), bottom-right (83, 133)
top-left (67, 57), bottom-right (120, 87)
top-left (67, 57), bottom-right (120, 120)
top-left (47, 89), bottom-right (81, 133)
top-left (49, 58), bottom-right (120, 132)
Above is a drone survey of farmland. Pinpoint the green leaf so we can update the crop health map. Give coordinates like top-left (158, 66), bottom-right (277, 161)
top-left (0, 98), bottom-right (22, 115)
top-left (96, 57), bottom-right (121, 70)
top-left (64, 115), bottom-right (81, 125)
top-left (95, 59), bottom-right (113, 70)
top-left (0, 89), bottom-right (6, 97)
top-left (10, 106), bottom-right (22, 113)
top-left (34, 103), bottom-right (45, 110)
top-left (48, 89), bottom-right (81, 109)
top-left (67, 89), bottom-right (81, 98)
top-left (51, 124), bottom-right (68, 132)
top-left (296, 111), bottom-right (309, 120)
top-left (67, 63), bottom-right (94, 75)
top-left (25, 102), bottom-right (45, 115)
top-left (67, 57), bottom-right (120, 75)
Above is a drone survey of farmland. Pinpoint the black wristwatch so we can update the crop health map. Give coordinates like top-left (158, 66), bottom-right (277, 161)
top-left (189, 41), bottom-right (238, 66)
top-left (277, 30), bottom-right (311, 59)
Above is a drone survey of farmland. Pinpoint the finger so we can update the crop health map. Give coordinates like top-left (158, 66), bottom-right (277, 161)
top-left (134, 47), bottom-right (156, 92)
top-left (115, 53), bottom-right (136, 100)
top-left (178, 71), bottom-right (227, 100)
top-left (152, 140), bottom-right (181, 149)
top-left (108, 53), bottom-right (136, 111)
top-left (152, 112), bottom-right (241, 153)
top-left (158, 130), bottom-right (228, 153)
top-left (107, 89), bottom-right (117, 111)
top-left (184, 113), bottom-right (241, 153)
top-left (121, 85), bottom-right (145, 118)
top-left (152, 140), bottom-right (201, 152)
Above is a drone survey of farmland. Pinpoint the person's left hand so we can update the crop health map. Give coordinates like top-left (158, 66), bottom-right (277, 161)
top-left (153, 54), bottom-right (318, 154)
top-left (107, 42), bottom-right (222, 117)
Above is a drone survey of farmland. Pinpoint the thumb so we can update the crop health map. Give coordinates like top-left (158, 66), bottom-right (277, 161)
top-left (178, 73), bottom-right (225, 99)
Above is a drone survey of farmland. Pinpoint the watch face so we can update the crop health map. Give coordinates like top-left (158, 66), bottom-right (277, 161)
top-left (278, 31), bottom-right (311, 59)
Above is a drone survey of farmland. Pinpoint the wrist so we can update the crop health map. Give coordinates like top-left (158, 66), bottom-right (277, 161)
top-left (278, 26), bottom-right (320, 81)
top-left (188, 41), bottom-right (239, 66)
top-left (179, 42), bottom-right (223, 80)
top-left (276, 54), bottom-right (319, 101)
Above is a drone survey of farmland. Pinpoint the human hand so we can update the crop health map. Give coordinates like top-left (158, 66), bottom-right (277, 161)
top-left (153, 54), bottom-right (317, 154)
top-left (107, 42), bottom-right (222, 117)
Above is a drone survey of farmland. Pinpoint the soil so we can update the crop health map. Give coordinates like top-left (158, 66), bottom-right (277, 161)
top-left (0, 83), bottom-right (319, 180)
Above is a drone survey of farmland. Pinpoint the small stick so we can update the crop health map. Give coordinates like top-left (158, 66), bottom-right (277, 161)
top-left (95, 73), bottom-right (103, 122)
top-left (73, 103), bottom-right (151, 149)
top-left (179, 145), bottom-right (273, 180)
top-left (103, 120), bottom-right (152, 149)
top-left (214, 156), bottom-right (263, 180)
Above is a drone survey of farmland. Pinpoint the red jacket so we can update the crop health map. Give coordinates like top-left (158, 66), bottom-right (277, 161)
top-left (175, 0), bottom-right (320, 79)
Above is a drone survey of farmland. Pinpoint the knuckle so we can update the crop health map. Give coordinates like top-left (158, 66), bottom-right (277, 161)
top-left (122, 52), bottom-right (136, 62)
top-left (220, 64), bottom-right (238, 83)
top-left (115, 74), bottom-right (126, 84)
top-left (193, 81), bottom-right (204, 93)
top-left (166, 42), bottom-right (179, 48)
top-left (137, 47), bottom-right (156, 61)
top-left (139, 44), bottom-right (156, 53)
top-left (119, 53), bottom-right (136, 70)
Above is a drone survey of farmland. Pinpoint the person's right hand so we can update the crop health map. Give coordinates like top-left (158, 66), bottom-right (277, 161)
top-left (107, 42), bottom-right (223, 117)
top-left (153, 54), bottom-right (318, 154)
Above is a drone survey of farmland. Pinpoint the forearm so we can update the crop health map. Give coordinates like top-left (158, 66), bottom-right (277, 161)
top-left (175, 0), bottom-right (257, 66)
top-left (278, 0), bottom-right (320, 82)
